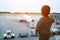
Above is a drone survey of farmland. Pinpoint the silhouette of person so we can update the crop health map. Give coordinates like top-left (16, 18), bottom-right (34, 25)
top-left (35, 5), bottom-right (54, 40)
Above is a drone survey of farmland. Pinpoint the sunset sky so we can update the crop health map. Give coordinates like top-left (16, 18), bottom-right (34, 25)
top-left (0, 0), bottom-right (60, 13)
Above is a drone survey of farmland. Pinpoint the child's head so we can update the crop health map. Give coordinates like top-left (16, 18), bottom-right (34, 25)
top-left (41, 5), bottom-right (50, 17)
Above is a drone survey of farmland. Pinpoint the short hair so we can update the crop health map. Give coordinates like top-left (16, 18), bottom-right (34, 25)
top-left (41, 5), bottom-right (50, 16)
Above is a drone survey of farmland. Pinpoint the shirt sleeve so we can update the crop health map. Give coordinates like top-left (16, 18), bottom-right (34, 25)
top-left (50, 17), bottom-right (55, 23)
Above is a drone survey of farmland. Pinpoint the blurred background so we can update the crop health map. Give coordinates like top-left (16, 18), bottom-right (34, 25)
top-left (0, 0), bottom-right (60, 40)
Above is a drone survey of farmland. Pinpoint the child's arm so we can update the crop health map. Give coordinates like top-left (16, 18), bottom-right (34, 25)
top-left (35, 18), bottom-right (44, 34)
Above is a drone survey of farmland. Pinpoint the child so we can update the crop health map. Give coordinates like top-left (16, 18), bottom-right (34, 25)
top-left (35, 5), bottom-right (54, 40)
